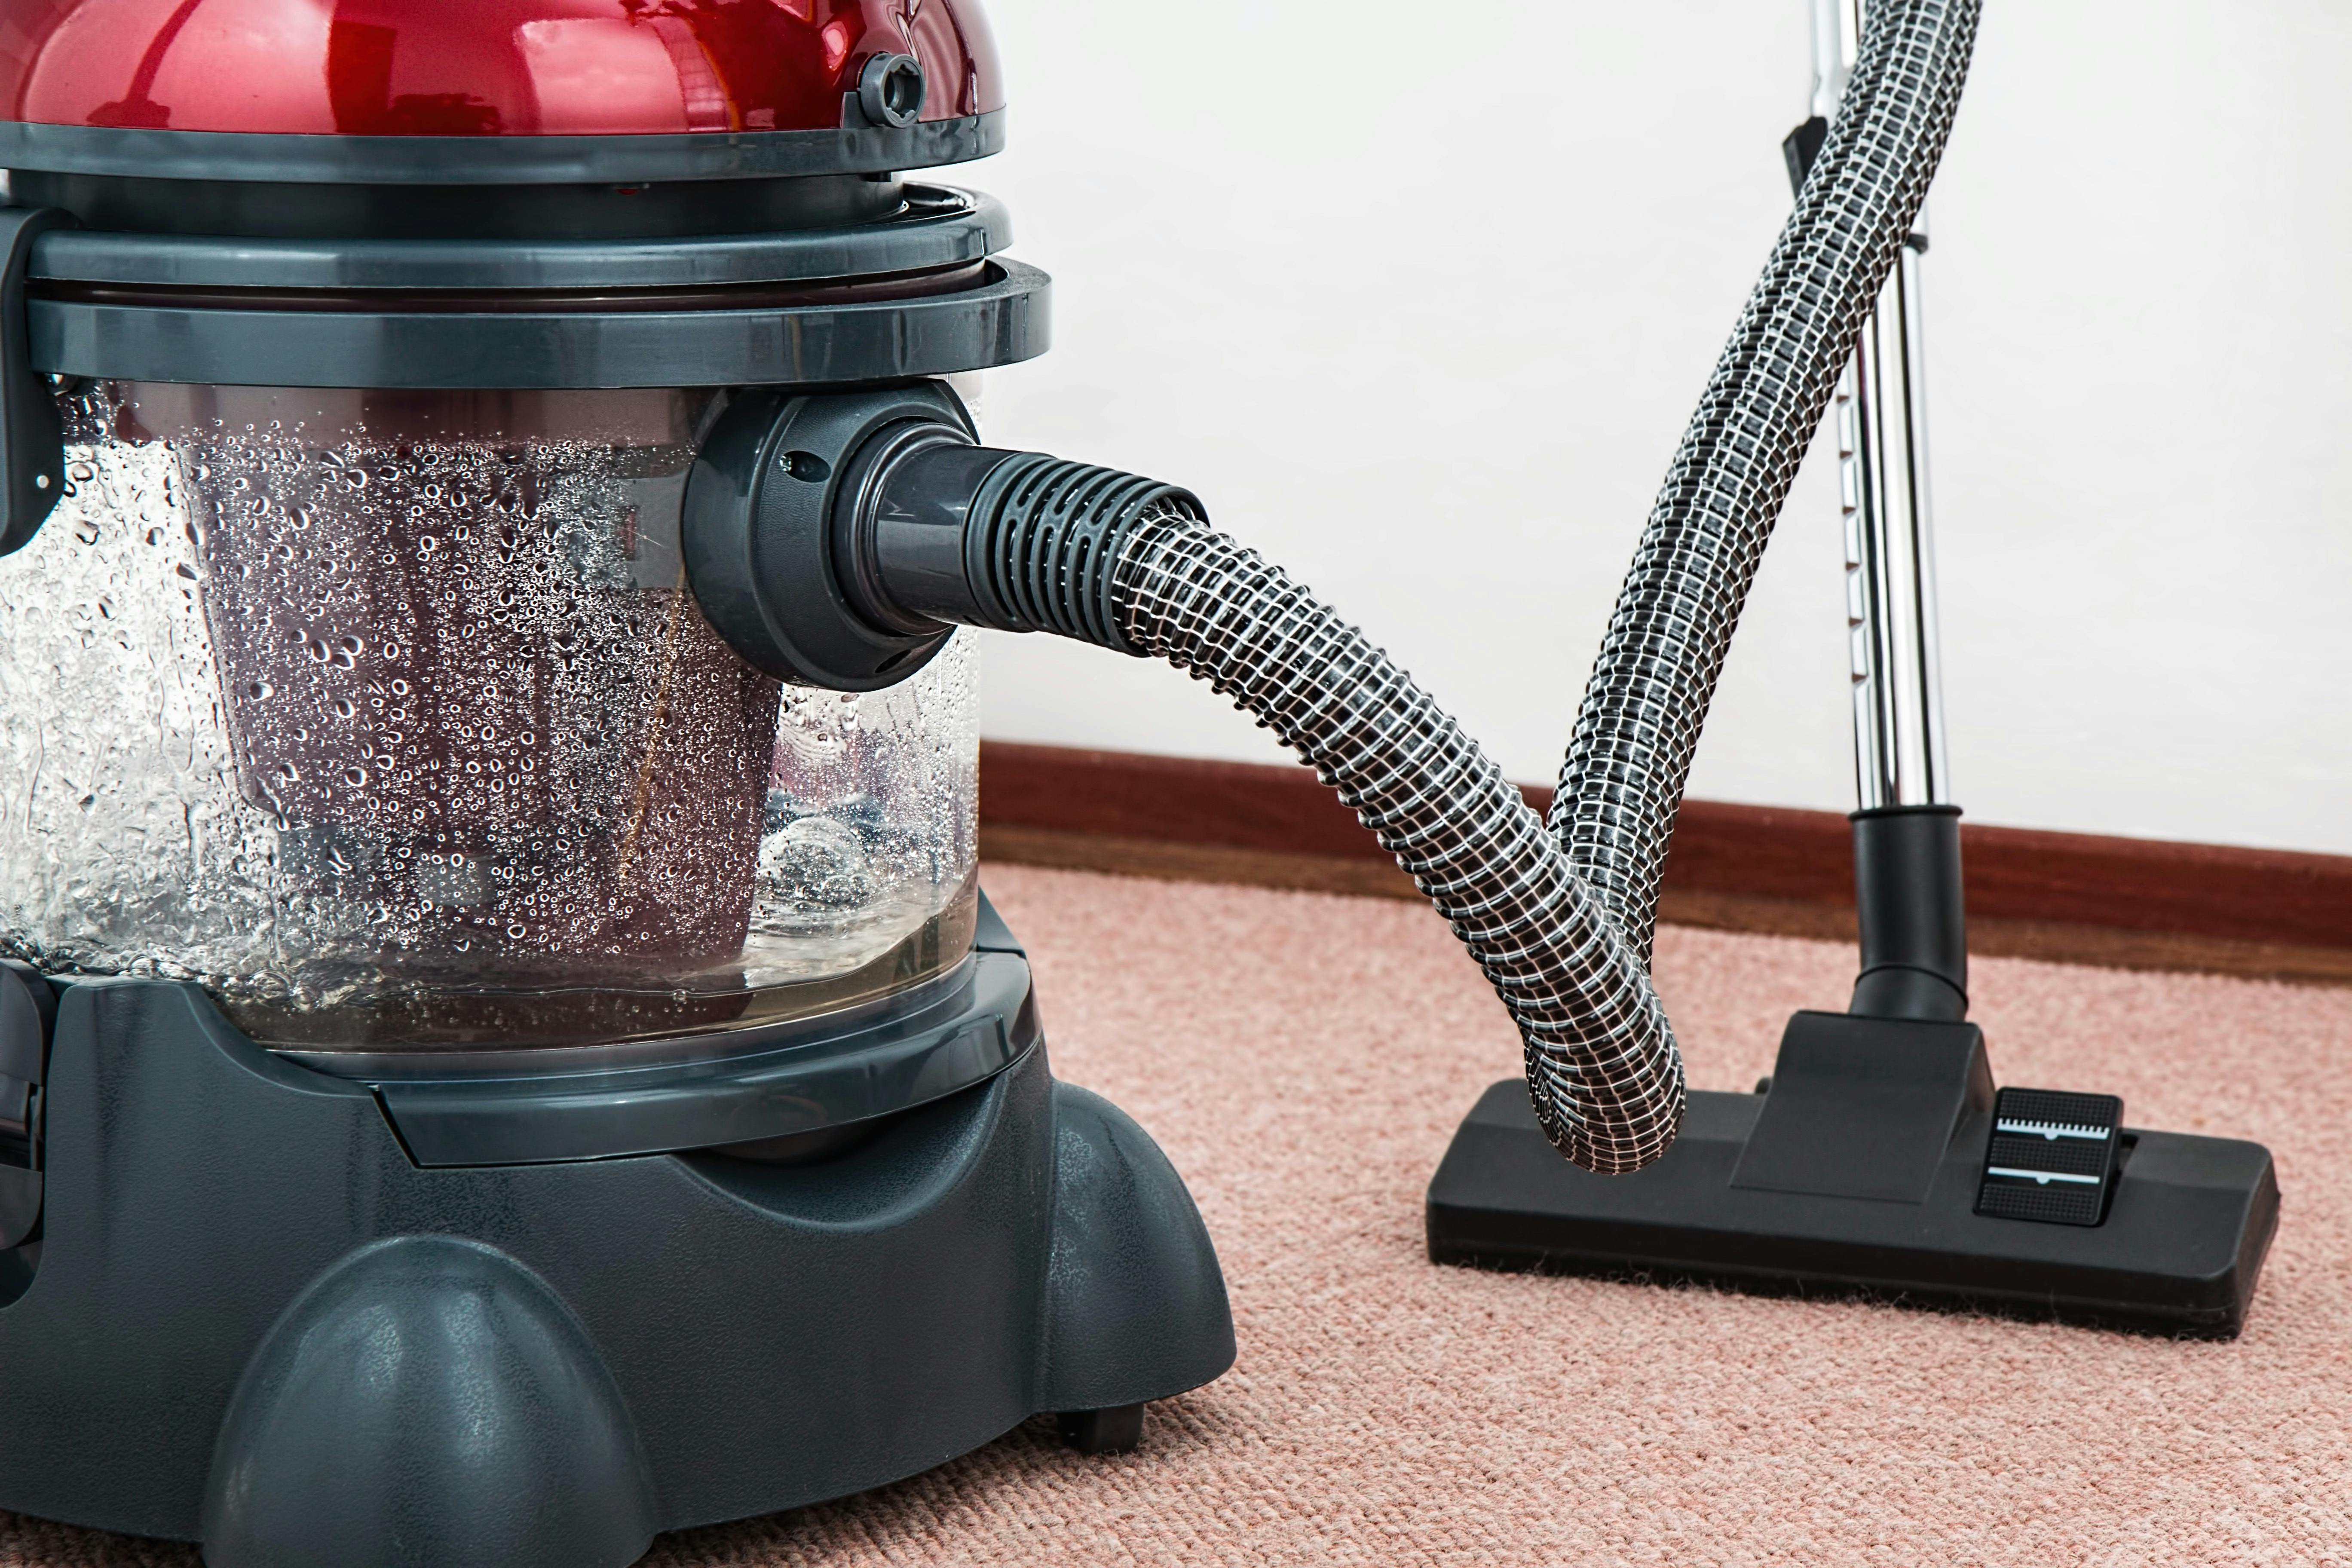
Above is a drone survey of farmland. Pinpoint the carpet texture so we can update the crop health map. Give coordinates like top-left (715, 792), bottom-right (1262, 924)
top-left (6, 865), bottom-right (2349, 1565)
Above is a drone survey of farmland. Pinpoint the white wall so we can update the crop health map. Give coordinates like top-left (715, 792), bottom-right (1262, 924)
top-left (962, 0), bottom-right (2352, 855)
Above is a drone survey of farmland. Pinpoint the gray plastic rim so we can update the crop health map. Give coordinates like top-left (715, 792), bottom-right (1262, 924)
top-left (29, 187), bottom-right (1009, 291)
top-left (29, 258), bottom-right (1050, 388)
top-left (0, 112), bottom-right (1004, 184)
top-left (373, 949), bottom-right (1036, 1166)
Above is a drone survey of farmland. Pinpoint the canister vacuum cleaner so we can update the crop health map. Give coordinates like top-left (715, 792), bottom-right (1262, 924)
top-left (0, 5), bottom-right (1232, 1564)
top-left (0, 0), bottom-right (2278, 1565)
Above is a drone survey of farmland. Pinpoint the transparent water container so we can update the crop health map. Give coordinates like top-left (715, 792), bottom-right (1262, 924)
top-left (0, 383), bottom-right (978, 1056)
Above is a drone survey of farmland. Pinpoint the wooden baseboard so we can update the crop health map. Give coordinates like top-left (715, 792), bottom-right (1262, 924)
top-left (1648, 886), bottom-right (2352, 987)
top-left (978, 743), bottom-right (2352, 986)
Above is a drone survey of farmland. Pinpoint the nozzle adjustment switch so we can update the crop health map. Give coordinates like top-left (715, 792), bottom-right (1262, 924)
top-left (1976, 1087), bottom-right (2123, 1227)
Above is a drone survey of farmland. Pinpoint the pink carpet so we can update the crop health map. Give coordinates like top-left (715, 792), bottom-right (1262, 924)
top-left (9, 865), bottom-right (2350, 1565)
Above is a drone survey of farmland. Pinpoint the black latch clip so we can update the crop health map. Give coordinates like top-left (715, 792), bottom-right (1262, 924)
top-left (0, 963), bottom-right (54, 1250)
top-left (0, 205), bottom-right (73, 557)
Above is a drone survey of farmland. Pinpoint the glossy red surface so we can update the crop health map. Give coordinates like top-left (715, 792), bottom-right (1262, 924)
top-left (0, 0), bottom-right (1001, 136)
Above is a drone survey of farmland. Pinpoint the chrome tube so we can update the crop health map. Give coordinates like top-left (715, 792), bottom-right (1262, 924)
top-left (1808, 0), bottom-right (1851, 117)
top-left (1817, 0), bottom-right (1954, 811)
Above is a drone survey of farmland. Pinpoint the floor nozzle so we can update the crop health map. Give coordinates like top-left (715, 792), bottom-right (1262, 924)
top-left (1425, 792), bottom-right (2275, 1335)
top-left (1427, 1004), bottom-right (2277, 1336)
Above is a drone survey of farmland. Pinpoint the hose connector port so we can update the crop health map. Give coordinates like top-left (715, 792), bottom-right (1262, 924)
top-left (681, 382), bottom-right (974, 691)
top-left (848, 435), bottom-right (1203, 653)
top-left (684, 380), bottom-right (1203, 690)
top-left (830, 424), bottom-right (1008, 636)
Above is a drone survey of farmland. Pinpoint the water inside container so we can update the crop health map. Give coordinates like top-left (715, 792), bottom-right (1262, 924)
top-left (0, 383), bottom-right (977, 1052)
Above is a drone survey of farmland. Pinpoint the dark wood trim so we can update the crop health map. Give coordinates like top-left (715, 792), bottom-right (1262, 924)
top-left (978, 741), bottom-right (2352, 985)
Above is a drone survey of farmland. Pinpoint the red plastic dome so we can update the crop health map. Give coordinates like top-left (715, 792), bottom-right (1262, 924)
top-left (0, 0), bottom-right (1001, 137)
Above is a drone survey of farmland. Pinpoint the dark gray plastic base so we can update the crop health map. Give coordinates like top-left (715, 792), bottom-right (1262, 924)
top-left (0, 943), bottom-right (1232, 1565)
top-left (1428, 1014), bottom-right (2278, 1338)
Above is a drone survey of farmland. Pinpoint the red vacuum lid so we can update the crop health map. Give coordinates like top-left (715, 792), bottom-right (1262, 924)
top-left (0, 0), bottom-right (1001, 137)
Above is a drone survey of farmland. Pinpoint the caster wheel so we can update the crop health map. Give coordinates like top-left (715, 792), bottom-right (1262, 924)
top-left (1056, 1403), bottom-right (1145, 1454)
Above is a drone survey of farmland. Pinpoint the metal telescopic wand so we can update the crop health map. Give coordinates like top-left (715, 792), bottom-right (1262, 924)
top-left (1799, 0), bottom-right (1969, 1020)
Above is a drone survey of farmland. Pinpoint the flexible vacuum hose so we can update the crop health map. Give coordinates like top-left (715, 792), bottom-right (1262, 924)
top-left (1115, 507), bottom-right (1684, 1173)
top-left (1550, 0), bottom-right (1981, 965)
top-left (732, 0), bottom-right (1981, 1172)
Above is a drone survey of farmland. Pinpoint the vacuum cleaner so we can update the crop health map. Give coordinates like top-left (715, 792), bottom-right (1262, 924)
top-left (0, 6), bottom-right (1235, 1565)
top-left (0, 0), bottom-right (2276, 1564)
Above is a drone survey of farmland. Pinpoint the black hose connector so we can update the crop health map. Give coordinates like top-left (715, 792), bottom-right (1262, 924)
top-left (683, 382), bottom-right (1200, 689)
top-left (682, 382), bottom-right (975, 691)
top-left (1848, 805), bottom-right (1968, 1022)
top-left (846, 438), bottom-right (1200, 652)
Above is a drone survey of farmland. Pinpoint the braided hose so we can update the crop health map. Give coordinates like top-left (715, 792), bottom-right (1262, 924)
top-left (1112, 510), bottom-right (1681, 1171)
top-left (1553, 0), bottom-right (1982, 960)
top-left (852, 0), bottom-right (1981, 1171)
